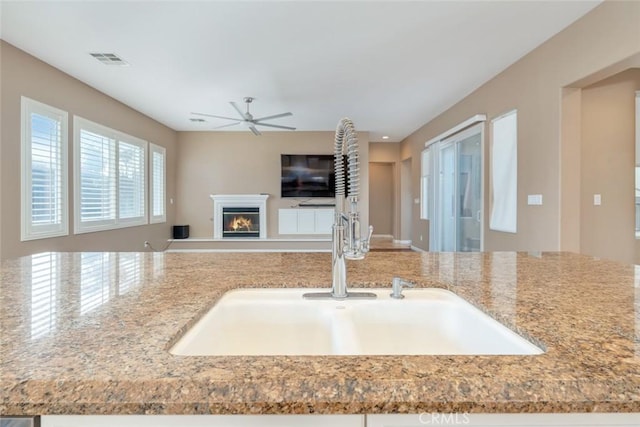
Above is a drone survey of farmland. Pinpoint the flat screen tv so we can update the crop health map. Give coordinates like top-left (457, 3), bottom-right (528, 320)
top-left (281, 154), bottom-right (346, 198)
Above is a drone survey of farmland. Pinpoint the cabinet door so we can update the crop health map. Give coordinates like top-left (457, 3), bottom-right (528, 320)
top-left (315, 209), bottom-right (334, 234)
top-left (278, 209), bottom-right (299, 234)
top-left (297, 210), bottom-right (316, 234)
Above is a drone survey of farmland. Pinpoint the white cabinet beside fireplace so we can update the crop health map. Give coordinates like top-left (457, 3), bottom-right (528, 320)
top-left (279, 209), bottom-right (334, 235)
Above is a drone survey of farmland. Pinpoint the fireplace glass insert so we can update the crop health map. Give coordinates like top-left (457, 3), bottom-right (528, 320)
top-left (222, 207), bottom-right (260, 238)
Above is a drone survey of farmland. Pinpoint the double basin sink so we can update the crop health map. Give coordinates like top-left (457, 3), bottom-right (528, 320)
top-left (170, 287), bottom-right (543, 356)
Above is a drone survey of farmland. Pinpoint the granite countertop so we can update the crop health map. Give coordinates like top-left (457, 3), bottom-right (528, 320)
top-left (0, 251), bottom-right (639, 415)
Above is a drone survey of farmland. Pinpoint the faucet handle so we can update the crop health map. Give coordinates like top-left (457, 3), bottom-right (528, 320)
top-left (345, 225), bottom-right (374, 260)
top-left (390, 277), bottom-right (415, 299)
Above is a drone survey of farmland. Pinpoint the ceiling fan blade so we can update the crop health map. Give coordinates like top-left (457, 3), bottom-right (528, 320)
top-left (191, 112), bottom-right (241, 121)
top-left (253, 122), bottom-right (297, 131)
top-left (254, 112), bottom-right (293, 122)
top-left (213, 122), bottom-right (241, 129)
top-left (230, 101), bottom-right (247, 120)
top-left (248, 125), bottom-right (261, 136)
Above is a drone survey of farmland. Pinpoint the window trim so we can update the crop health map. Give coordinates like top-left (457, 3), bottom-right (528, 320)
top-left (73, 116), bottom-right (148, 234)
top-left (420, 147), bottom-right (431, 221)
top-left (149, 143), bottom-right (167, 224)
top-left (21, 97), bottom-right (69, 241)
top-left (635, 92), bottom-right (640, 239)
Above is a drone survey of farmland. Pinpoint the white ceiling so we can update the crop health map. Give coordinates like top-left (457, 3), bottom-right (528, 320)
top-left (0, 0), bottom-right (601, 142)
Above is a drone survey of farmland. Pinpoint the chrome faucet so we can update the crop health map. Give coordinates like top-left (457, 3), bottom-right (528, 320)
top-left (304, 118), bottom-right (375, 300)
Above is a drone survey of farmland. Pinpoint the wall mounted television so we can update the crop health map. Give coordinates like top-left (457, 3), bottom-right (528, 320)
top-left (281, 154), bottom-right (347, 198)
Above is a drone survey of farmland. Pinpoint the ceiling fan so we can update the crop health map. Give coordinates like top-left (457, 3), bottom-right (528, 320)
top-left (191, 97), bottom-right (296, 136)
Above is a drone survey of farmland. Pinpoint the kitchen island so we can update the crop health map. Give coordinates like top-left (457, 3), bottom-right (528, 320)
top-left (0, 251), bottom-right (638, 416)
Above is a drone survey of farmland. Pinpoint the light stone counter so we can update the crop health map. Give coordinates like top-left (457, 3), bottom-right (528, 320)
top-left (0, 251), bottom-right (638, 415)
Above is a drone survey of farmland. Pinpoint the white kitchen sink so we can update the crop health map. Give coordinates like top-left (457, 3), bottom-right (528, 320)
top-left (170, 288), bottom-right (543, 356)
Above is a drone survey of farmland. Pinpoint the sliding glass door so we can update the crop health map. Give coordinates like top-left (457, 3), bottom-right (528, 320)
top-left (439, 141), bottom-right (456, 251)
top-left (456, 131), bottom-right (482, 251)
top-left (428, 124), bottom-right (483, 252)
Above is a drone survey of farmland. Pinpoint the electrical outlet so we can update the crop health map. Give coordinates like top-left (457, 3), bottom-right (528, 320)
top-left (144, 241), bottom-right (150, 248)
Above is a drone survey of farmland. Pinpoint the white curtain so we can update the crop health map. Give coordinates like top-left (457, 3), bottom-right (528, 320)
top-left (490, 111), bottom-right (517, 233)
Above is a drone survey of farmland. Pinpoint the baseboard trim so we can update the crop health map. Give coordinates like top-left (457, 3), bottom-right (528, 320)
top-left (410, 245), bottom-right (427, 252)
top-left (394, 239), bottom-right (411, 245)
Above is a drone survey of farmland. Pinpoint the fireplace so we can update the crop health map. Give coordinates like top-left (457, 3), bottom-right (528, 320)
top-left (210, 194), bottom-right (269, 239)
top-left (223, 207), bottom-right (260, 238)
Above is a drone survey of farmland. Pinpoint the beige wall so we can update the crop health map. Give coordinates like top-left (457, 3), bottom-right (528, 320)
top-left (580, 69), bottom-right (640, 264)
top-left (369, 141), bottom-right (400, 163)
top-left (400, 0), bottom-right (640, 253)
top-left (175, 131), bottom-right (369, 239)
top-left (0, 41), bottom-right (178, 259)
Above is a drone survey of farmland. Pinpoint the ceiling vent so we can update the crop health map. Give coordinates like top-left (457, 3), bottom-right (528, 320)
top-left (189, 118), bottom-right (206, 122)
top-left (90, 53), bottom-right (129, 66)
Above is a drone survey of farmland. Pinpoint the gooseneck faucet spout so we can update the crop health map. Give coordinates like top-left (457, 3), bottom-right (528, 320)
top-left (304, 118), bottom-right (375, 300)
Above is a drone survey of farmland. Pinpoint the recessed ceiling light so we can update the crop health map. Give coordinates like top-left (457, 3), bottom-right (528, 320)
top-left (382, 136), bottom-right (390, 140)
top-left (89, 52), bottom-right (129, 66)
top-left (189, 118), bottom-right (206, 122)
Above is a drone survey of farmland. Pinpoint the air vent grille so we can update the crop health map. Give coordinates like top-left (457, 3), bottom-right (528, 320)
top-left (90, 53), bottom-right (129, 66)
top-left (189, 118), bottom-right (206, 122)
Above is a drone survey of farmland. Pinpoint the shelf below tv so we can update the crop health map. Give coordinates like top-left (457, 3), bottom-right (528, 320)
top-left (298, 203), bottom-right (336, 207)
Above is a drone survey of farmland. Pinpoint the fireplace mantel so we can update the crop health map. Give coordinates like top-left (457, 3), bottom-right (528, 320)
top-left (210, 194), bottom-right (269, 239)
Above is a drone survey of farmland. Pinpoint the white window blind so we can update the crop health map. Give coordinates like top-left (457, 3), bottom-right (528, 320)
top-left (79, 128), bottom-right (117, 224)
top-left (490, 110), bottom-right (517, 233)
top-left (74, 117), bottom-right (147, 233)
top-left (119, 141), bottom-right (145, 220)
top-left (21, 97), bottom-right (69, 241)
top-left (150, 143), bottom-right (166, 223)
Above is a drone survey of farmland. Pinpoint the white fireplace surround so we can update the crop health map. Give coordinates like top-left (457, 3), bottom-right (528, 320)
top-left (210, 194), bottom-right (269, 239)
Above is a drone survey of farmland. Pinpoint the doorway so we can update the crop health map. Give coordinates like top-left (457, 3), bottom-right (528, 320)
top-left (369, 162), bottom-right (394, 237)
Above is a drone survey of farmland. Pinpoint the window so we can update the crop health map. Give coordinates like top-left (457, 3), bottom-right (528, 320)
top-left (150, 143), bottom-right (166, 223)
top-left (74, 117), bottom-right (147, 233)
top-left (119, 141), bottom-right (145, 220)
top-left (490, 110), bottom-right (517, 233)
top-left (21, 97), bottom-right (69, 241)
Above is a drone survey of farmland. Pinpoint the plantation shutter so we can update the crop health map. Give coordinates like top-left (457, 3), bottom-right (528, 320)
top-left (79, 129), bottom-right (117, 225)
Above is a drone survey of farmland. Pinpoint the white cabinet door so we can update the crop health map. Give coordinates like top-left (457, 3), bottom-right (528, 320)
top-left (315, 209), bottom-right (334, 234)
top-left (297, 210), bottom-right (316, 234)
top-left (42, 414), bottom-right (364, 427)
top-left (278, 209), bottom-right (298, 234)
top-left (278, 209), bottom-right (334, 235)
